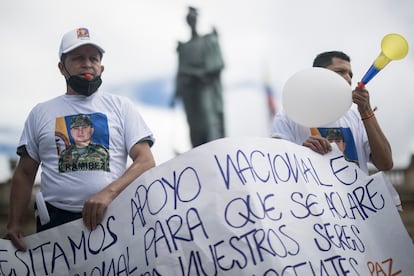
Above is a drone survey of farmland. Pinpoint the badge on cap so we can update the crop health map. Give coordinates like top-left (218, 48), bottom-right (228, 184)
top-left (76, 28), bottom-right (90, 40)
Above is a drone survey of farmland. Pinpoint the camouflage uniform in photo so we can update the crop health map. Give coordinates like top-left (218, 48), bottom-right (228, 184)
top-left (58, 115), bottom-right (110, 172)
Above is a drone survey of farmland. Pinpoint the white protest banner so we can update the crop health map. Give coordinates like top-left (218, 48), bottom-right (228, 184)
top-left (1, 137), bottom-right (413, 275)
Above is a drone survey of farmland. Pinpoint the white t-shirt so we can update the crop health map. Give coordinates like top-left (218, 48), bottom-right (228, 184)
top-left (18, 90), bottom-right (154, 212)
top-left (271, 105), bottom-right (371, 173)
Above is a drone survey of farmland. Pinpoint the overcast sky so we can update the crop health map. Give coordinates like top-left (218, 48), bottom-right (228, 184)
top-left (1, 0), bottom-right (413, 170)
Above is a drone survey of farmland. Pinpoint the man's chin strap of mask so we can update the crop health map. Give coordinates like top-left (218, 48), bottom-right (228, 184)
top-left (63, 65), bottom-right (102, 97)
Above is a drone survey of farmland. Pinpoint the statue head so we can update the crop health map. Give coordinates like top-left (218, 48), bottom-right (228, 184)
top-left (186, 6), bottom-right (198, 29)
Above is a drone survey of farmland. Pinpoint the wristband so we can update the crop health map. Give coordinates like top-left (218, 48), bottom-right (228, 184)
top-left (361, 106), bottom-right (377, 121)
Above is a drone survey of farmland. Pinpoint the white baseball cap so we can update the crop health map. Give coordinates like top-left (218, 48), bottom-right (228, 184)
top-left (58, 27), bottom-right (105, 58)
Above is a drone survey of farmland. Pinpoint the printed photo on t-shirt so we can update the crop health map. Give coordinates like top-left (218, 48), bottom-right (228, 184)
top-left (55, 113), bottom-right (110, 173)
top-left (318, 127), bottom-right (359, 166)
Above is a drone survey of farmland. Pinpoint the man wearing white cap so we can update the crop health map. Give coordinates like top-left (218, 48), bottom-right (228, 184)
top-left (5, 27), bottom-right (156, 251)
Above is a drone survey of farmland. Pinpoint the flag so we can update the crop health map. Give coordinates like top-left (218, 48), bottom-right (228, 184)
top-left (263, 76), bottom-right (277, 119)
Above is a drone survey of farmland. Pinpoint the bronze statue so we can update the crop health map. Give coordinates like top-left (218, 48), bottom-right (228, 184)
top-left (173, 6), bottom-right (225, 147)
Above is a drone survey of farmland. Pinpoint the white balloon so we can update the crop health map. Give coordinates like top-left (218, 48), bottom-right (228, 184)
top-left (282, 67), bottom-right (352, 127)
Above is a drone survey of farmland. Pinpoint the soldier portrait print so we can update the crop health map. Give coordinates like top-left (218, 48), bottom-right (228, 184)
top-left (318, 127), bottom-right (359, 166)
top-left (58, 113), bottom-right (110, 172)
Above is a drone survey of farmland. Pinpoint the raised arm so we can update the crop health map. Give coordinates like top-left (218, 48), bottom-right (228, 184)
top-left (353, 86), bottom-right (393, 171)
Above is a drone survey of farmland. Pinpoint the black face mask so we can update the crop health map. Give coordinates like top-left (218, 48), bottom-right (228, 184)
top-left (67, 75), bottom-right (102, 97)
